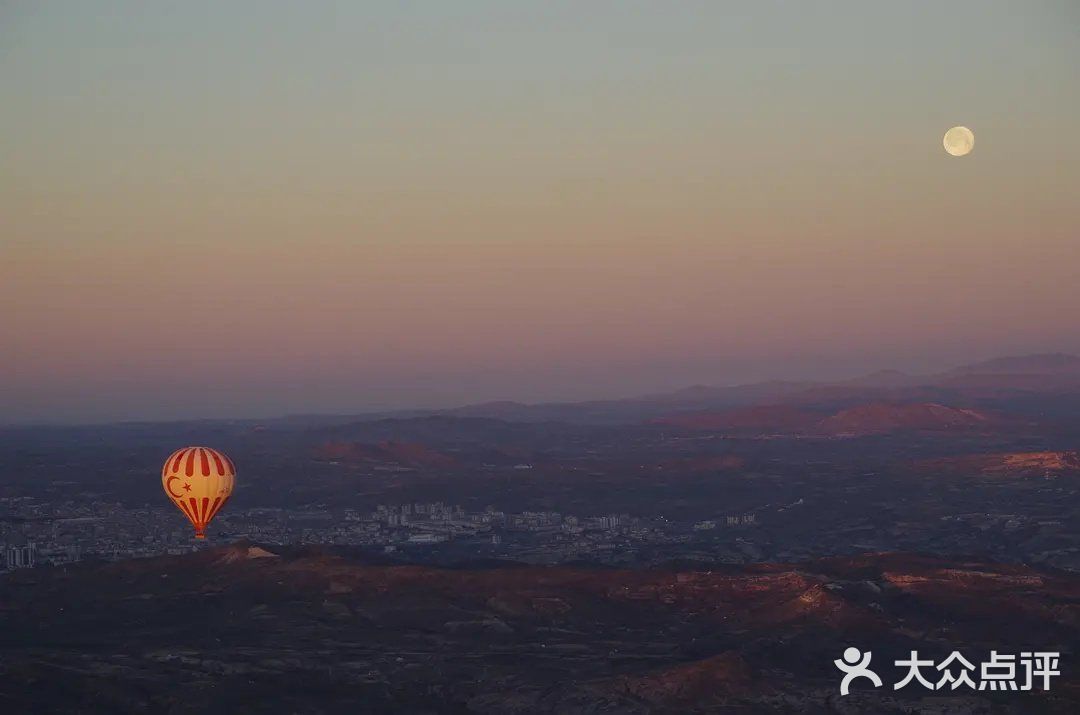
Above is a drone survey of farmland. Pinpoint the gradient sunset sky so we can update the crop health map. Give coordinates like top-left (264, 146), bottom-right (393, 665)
top-left (3, 1), bottom-right (1079, 423)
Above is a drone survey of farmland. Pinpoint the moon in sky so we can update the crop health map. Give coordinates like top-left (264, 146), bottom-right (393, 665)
top-left (943, 126), bottom-right (975, 157)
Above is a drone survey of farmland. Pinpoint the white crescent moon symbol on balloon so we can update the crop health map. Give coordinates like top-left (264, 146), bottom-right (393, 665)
top-left (165, 475), bottom-right (185, 498)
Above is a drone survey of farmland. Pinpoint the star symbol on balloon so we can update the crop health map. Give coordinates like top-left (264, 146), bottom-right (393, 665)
top-left (182, 483), bottom-right (192, 492)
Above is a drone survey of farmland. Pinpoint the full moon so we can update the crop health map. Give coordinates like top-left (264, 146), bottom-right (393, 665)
top-left (943, 126), bottom-right (974, 157)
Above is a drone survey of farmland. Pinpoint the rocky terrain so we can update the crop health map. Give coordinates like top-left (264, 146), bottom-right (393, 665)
top-left (1, 545), bottom-right (1077, 713)
top-left (916, 451), bottom-right (1080, 477)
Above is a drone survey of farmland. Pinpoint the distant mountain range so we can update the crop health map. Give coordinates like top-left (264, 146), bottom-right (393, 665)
top-left (417, 353), bottom-right (1080, 427)
top-left (656, 402), bottom-right (997, 436)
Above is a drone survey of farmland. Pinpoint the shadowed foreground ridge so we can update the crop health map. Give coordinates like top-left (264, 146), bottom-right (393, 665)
top-left (1, 544), bottom-right (1078, 713)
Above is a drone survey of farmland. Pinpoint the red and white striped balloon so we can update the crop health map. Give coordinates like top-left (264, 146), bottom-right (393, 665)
top-left (161, 447), bottom-right (236, 539)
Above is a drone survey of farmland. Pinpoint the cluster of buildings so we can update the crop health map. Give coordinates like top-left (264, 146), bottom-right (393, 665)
top-left (0, 495), bottom-right (762, 571)
top-left (694, 514), bottom-right (757, 530)
top-left (5, 543), bottom-right (36, 570)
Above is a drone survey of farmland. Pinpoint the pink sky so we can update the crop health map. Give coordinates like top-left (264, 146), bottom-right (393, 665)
top-left (2, 2), bottom-right (1078, 422)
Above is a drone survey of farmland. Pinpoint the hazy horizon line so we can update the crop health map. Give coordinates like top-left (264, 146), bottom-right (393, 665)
top-left (5, 349), bottom-right (1076, 429)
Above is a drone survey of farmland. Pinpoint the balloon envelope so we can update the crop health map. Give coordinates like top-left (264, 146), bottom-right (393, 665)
top-left (161, 447), bottom-right (235, 538)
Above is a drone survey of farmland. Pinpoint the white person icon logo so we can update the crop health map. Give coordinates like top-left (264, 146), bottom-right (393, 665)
top-left (834, 647), bottom-right (883, 695)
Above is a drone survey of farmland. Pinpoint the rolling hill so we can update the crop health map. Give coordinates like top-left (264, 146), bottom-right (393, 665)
top-left (0, 545), bottom-right (1076, 713)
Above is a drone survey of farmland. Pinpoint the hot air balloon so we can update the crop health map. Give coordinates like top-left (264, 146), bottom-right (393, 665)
top-left (161, 447), bottom-right (235, 539)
